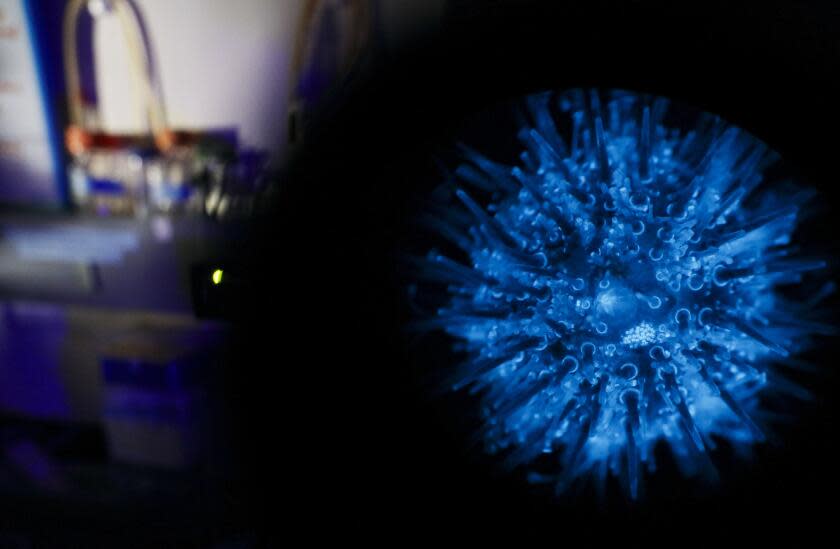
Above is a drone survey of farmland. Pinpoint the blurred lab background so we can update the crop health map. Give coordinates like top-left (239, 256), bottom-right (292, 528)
top-left (0, 0), bottom-right (443, 546)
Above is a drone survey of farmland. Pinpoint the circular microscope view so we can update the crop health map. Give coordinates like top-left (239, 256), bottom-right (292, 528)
top-left (408, 88), bottom-right (834, 499)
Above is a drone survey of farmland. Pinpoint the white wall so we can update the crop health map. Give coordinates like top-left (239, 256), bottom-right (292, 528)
top-left (95, 0), bottom-right (304, 158)
top-left (93, 0), bottom-right (444, 159)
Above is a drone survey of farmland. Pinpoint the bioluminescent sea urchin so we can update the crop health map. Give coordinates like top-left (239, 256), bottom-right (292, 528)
top-left (411, 89), bottom-right (833, 498)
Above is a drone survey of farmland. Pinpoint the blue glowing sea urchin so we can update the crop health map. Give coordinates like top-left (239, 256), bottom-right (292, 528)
top-left (412, 89), bottom-right (833, 498)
